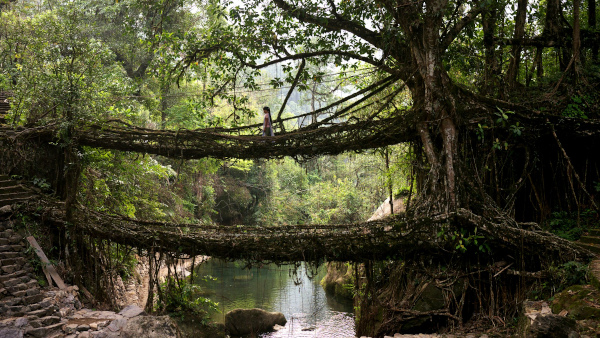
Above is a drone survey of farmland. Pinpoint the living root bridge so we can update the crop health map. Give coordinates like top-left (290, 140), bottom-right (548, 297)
top-left (0, 116), bottom-right (416, 160)
top-left (39, 204), bottom-right (592, 264)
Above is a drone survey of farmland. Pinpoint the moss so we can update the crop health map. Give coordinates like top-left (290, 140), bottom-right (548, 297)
top-left (588, 261), bottom-right (600, 291)
top-left (320, 262), bottom-right (354, 300)
top-left (551, 285), bottom-right (600, 320)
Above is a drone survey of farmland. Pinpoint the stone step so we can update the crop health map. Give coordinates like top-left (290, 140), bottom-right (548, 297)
top-left (1, 274), bottom-right (32, 288)
top-left (28, 297), bottom-right (53, 313)
top-left (0, 228), bottom-right (15, 236)
top-left (0, 185), bottom-right (26, 195)
top-left (0, 191), bottom-right (31, 200)
top-left (23, 293), bottom-right (45, 305)
top-left (0, 296), bottom-right (22, 306)
top-left (0, 175), bottom-right (11, 181)
top-left (0, 251), bottom-right (23, 259)
top-left (0, 269), bottom-right (29, 283)
top-left (7, 281), bottom-right (38, 294)
top-left (25, 321), bottom-right (64, 338)
top-left (0, 244), bottom-right (24, 253)
top-left (29, 315), bottom-right (61, 328)
top-left (589, 229), bottom-right (600, 237)
top-left (4, 304), bottom-right (27, 316)
top-left (0, 180), bottom-right (14, 188)
top-left (1, 256), bottom-right (27, 266)
top-left (0, 196), bottom-right (32, 208)
top-left (576, 242), bottom-right (600, 255)
top-left (7, 235), bottom-right (24, 245)
top-left (26, 305), bottom-right (56, 318)
top-left (580, 236), bottom-right (600, 245)
top-left (0, 269), bottom-right (31, 282)
top-left (12, 287), bottom-right (40, 298)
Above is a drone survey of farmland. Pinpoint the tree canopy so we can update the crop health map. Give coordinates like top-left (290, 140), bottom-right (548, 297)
top-left (2, 1), bottom-right (600, 335)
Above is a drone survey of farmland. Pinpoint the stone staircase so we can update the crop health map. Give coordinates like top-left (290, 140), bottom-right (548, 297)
top-left (0, 219), bottom-right (65, 337)
top-left (0, 175), bottom-right (33, 209)
top-left (0, 91), bottom-right (9, 124)
top-left (577, 229), bottom-right (600, 254)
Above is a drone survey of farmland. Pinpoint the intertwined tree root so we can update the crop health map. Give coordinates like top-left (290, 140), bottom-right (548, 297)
top-left (24, 197), bottom-right (592, 265)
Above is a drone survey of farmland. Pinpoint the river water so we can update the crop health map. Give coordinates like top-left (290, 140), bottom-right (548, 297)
top-left (193, 259), bottom-right (356, 337)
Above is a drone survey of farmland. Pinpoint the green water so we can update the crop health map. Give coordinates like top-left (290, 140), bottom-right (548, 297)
top-left (193, 259), bottom-right (356, 337)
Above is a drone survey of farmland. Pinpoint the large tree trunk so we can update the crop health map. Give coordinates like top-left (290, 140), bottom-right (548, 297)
top-left (482, 6), bottom-right (499, 95)
top-left (590, 0), bottom-right (598, 61)
top-left (506, 0), bottom-right (528, 87)
top-left (573, 0), bottom-right (582, 71)
top-left (406, 5), bottom-right (460, 212)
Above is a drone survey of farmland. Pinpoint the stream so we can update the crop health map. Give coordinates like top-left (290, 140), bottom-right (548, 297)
top-left (193, 259), bottom-right (356, 337)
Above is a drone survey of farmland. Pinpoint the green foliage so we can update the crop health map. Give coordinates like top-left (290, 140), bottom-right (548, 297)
top-left (562, 95), bottom-right (589, 119)
top-left (255, 149), bottom-right (408, 226)
top-left (532, 261), bottom-right (589, 299)
top-left (31, 177), bottom-right (52, 193)
top-left (106, 243), bottom-right (137, 280)
top-left (437, 226), bottom-right (491, 253)
top-left (545, 210), bottom-right (599, 241)
top-left (158, 276), bottom-right (219, 323)
top-left (79, 147), bottom-right (177, 220)
top-left (553, 261), bottom-right (589, 288)
top-left (475, 108), bottom-right (522, 150)
top-left (25, 246), bottom-right (48, 287)
top-left (0, 5), bottom-right (133, 126)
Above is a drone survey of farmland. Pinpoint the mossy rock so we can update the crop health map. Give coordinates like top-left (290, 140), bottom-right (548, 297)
top-left (589, 260), bottom-right (600, 291)
top-left (320, 262), bottom-right (354, 300)
top-left (551, 285), bottom-right (600, 320)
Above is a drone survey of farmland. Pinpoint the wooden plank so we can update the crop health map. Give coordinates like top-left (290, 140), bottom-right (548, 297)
top-left (26, 236), bottom-right (66, 289)
top-left (79, 285), bottom-right (96, 305)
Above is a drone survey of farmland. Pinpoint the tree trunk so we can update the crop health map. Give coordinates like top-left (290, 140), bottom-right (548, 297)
top-left (482, 7), bottom-right (498, 95)
top-left (506, 0), bottom-right (528, 87)
top-left (573, 0), bottom-right (581, 71)
top-left (545, 0), bottom-right (568, 70)
top-left (160, 82), bottom-right (169, 130)
top-left (590, 0), bottom-right (598, 61)
top-left (545, 0), bottom-right (561, 36)
top-left (385, 148), bottom-right (393, 214)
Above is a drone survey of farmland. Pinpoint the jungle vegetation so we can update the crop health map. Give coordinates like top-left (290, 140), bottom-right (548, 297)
top-left (1, 0), bottom-right (600, 335)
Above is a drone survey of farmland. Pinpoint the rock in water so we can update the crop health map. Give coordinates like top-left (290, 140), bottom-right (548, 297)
top-left (225, 308), bottom-right (287, 337)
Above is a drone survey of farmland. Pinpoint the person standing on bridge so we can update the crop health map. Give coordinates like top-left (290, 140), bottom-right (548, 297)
top-left (262, 106), bottom-right (274, 137)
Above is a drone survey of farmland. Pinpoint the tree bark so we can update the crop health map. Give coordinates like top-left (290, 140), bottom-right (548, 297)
top-left (574, 0), bottom-right (582, 70)
top-left (590, 0), bottom-right (598, 61)
top-left (482, 6), bottom-right (498, 95)
top-left (545, 0), bottom-right (561, 37)
top-left (506, 0), bottom-right (528, 88)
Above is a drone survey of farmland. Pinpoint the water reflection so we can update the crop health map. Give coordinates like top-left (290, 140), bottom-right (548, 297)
top-left (193, 259), bottom-right (356, 338)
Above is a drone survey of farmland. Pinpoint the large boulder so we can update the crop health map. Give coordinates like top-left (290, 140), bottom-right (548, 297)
top-left (120, 315), bottom-right (180, 338)
top-left (520, 300), bottom-right (579, 338)
top-left (551, 285), bottom-right (600, 320)
top-left (367, 197), bottom-right (405, 222)
top-left (224, 308), bottom-right (286, 337)
top-left (321, 261), bottom-right (354, 300)
top-left (529, 314), bottom-right (578, 338)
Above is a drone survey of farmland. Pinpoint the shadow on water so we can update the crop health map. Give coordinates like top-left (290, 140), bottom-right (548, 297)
top-left (193, 259), bottom-right (356, 338)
